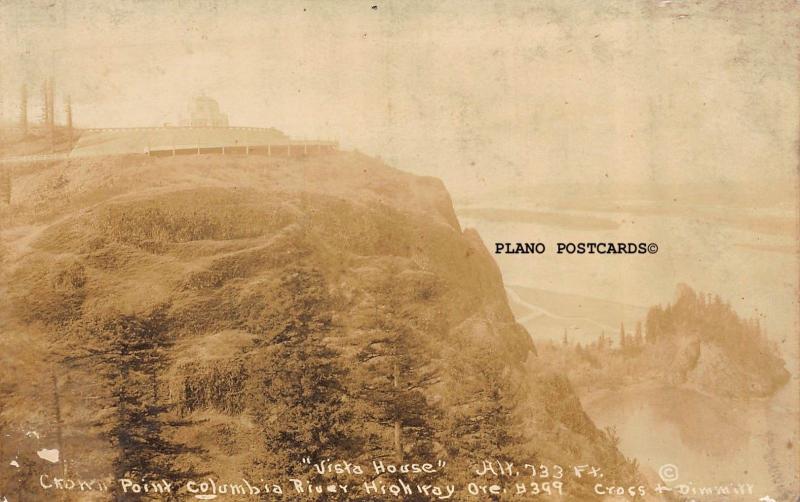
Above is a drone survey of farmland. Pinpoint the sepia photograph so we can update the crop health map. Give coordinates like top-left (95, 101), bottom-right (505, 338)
top-left (0, 1), bottom-right (798, 500)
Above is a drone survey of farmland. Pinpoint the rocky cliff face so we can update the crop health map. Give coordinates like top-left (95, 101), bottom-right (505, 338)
top-left (0, 152), bottom-right (639, 500)
top-left (682, 338), bottom-right (789, 397)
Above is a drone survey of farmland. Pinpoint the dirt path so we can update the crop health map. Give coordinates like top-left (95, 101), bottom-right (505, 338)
top-left (505, 285), bottom-right (618, 331)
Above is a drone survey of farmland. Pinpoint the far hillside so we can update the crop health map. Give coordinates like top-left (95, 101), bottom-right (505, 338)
top-left (0, 126), bottom-right (79, 157)
top-left (539, 284), bottom-right (790, 398)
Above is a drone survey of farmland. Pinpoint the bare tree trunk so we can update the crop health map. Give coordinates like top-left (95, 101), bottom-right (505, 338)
top-left (0, 72), bottom-right (4, 148)
top-left (65, 95), bottom-right (73, 149)
top-left (393, 361), bottom-right (402, 461)
top-left (20, 83), bottom-right (28, 136)
top-left (1, 171), bottom-right (10, 204)
top-left (42, 80), bottom-right (49, 127)
top-left (47, 78), bottom-right (55, 153)
top-left (51, 371), bottom-right (68, 501)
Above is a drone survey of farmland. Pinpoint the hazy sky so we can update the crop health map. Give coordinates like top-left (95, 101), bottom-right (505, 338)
top-left (0, 0), bottom-right (798, 193)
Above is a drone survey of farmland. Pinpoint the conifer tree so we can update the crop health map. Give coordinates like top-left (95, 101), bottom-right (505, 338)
top-left (247, 267), bottom-right (360, 498)
top-left (351, 271), bottom-right (440, 463)
top-left (444, 347), bottom-right (522, 469)
top-left (69, 306), bottom-right (195, 501)
top-left (634, 321), bottom-right (643, 346)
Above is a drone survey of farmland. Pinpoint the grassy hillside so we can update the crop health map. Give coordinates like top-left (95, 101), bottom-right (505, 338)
top-left (0, 152), bottom-right (642, 500)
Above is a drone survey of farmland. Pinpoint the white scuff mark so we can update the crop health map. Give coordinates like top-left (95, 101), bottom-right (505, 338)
top-left (37, 448), bottom-right (59, 463)
top-left (195, 496), bottom-right (218, 500)
top-left (25, 431), bottom-right (40, 439)
top-left (9, 460), bottom-right (19, 468)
